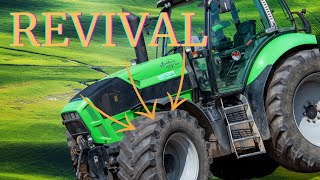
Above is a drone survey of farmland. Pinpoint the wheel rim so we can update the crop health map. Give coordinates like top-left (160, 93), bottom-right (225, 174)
top-left (163, 133), bottom-right (199, 180)
top-left (293, 73), bottom-right (320, 147)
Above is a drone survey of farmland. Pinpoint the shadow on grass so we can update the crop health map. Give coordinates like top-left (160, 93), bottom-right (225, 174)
top-left (0, 141), bottom-right (74, 179)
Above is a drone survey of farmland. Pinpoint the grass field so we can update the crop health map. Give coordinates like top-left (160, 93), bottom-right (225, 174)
top-left (0, 0), bottom-right (320, 179)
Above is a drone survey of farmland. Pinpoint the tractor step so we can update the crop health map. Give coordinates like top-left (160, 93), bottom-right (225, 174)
top-left (222, 95), bottom-right (266, 159)
top-left (233, 135), bottom-right (260, 142)
top-left (238, 151), bottom-right (265, 159)
top-left (229, 120), bottom-right (254, 126)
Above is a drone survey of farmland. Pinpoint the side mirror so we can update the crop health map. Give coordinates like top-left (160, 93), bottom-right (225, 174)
top-left (219, 0), bottom-right (232, 13)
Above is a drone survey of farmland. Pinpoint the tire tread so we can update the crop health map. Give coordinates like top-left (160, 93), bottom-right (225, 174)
top-left (117, 110), bottom-right (210, 179)
top-left (266, 48), bottom-right (320, 172)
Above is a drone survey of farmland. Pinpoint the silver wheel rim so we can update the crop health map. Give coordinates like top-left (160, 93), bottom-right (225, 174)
top-left (163, 133), bottom-right (199, 180)
top-left (293, 73), bottom-right (320, 147)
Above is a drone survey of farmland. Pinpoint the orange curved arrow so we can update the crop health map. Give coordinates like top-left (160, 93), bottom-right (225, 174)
top-left (126, 64), bottom-right (158, 120)
top-left (167, 48), bottom-right (188, 111)
top-left (80, 94), bottom-right (136, 133)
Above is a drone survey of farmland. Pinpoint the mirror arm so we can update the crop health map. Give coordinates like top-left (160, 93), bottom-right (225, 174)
top-left (291, 10), bottom-right (311, 34)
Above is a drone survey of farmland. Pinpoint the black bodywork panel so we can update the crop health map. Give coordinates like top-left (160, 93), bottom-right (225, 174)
top-left (245, 65), bottom-right (272, 140)
top-left (71, 77), bottom-right (192, 116)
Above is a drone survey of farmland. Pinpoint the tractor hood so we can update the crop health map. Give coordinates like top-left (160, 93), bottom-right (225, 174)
top-left (63, 53), bottom-right (190, 116)
top-left (108, 53), bottom-right (185, 87)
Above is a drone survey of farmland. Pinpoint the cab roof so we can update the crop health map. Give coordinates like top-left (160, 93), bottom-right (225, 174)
top-left (157, 0), bottom-right (199, 9)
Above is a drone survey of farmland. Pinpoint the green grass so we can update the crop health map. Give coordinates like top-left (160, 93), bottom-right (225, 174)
top-left (0, 49), bottom-right (103, 179)
top-left (261, 167), bottom-right (320, 180)
top-left (0, 0), bottom-right (319, 179)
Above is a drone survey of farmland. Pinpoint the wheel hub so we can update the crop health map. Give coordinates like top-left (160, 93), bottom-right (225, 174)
top-left (294, 73), bottom-right (320, 147)
top-left (304, 104), bottom-right (319, 121)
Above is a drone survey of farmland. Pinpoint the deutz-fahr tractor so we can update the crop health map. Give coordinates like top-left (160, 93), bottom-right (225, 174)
top-left (61, 0), bottom-right (320, 179)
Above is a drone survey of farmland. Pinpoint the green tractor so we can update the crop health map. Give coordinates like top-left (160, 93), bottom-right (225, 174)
top-left (61, 0), bottom-right (320, 179)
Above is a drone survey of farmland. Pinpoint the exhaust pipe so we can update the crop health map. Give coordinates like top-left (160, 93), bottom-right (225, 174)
top-left (122, 9), bottom-right (148, 64)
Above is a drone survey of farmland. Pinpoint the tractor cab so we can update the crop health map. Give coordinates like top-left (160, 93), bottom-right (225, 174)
top-left (158, 0), bottom-right (293, 96)
top-left (207, 0), bottom-right (271, 95)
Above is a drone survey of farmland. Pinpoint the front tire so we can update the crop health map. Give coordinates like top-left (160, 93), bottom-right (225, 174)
top-left (117, 110), bottom-right (210, 180)
top-left (266, 48), bottom-right (320, 172)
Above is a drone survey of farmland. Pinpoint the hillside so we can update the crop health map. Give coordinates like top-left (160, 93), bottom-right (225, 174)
top-left (0, 0), bottom-right (319, 179)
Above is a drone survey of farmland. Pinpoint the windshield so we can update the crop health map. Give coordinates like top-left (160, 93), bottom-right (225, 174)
top-left (162, 1), bottom-right (205, 55)
top-left (211, 0), bottom-right (268, 49)
top-left (208, 0), bottom-right (294, 94)
top-left (212, 0), bottom-right (295, 48)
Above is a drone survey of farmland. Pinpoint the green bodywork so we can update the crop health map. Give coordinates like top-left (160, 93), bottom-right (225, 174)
top-left (247, 33), bottom-right (318, 85)
top-left (108, 54), bottom-right (185, 88)
top-left (61, 54), bottom-right (193, 144)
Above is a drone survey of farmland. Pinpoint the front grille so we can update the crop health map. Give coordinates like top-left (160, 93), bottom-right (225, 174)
top-left (62, 112), bottom-right (89, 137)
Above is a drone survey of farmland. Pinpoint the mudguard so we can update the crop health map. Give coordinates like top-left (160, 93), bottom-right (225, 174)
top-left (245, 33), bottom-right (318, 140)
top-left (247, 33), bottom-right (317, 85)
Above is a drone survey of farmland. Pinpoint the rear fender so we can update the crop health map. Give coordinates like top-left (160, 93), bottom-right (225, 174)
top-left (247, 33), bottom-right (318, 85)
top-left (246, 33), bottom-right (318, 140)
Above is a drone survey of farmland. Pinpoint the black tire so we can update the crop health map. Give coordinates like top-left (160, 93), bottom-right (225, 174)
top-left (210, 154), bottom-right (278, 180)
top-left (117, 110), bottom-right (210, 180)
top-left (266, 48), bottom-right (320, 172)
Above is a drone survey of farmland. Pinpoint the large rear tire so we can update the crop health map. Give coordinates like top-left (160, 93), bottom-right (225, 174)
top-left (266, 48), bottom-right (320, 172)
top-left (117, 110), bottom-right (210, 180)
